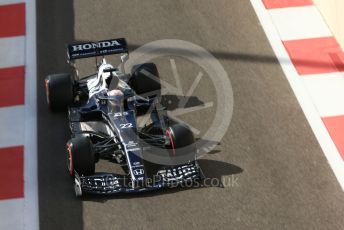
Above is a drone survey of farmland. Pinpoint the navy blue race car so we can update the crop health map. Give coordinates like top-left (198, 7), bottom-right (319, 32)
top-left (45, 38), bottom-right (204, 197)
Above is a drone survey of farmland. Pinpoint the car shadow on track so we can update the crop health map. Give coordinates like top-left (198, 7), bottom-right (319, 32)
top-left (126, 43), bottom-right (344, 70)
top-left (161, 94), bottom-right (204, 110)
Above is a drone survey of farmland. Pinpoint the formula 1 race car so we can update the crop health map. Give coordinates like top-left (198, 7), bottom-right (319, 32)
top-left (45, 38), bottom-right (204, 197)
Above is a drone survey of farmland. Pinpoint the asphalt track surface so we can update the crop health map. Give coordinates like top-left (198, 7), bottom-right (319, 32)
top-left (37, 1), bottom-right (344, 229)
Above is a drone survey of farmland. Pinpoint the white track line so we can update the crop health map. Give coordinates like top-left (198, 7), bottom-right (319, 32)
top-left (251, 0), bottom-right (344, 191)
top-left (24, 0), bottom-right (38, 229)
top-left (0, 106), bottom-right (25, 148)
top-left (302, 72), bottom-right (344, 117)
top-left (0, 199), bottom-right (24, 230)
top-left (0, 36), bottom-right (25, 68)
top-left (269, 6), bottom-right (332, 41)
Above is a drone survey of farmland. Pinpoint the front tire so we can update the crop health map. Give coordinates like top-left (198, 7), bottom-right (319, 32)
top-left (165, 124), bottom-right (196, 163)
top-left (66, 136), bottom-right (95, 176)
top-left (45, 73), bottom-right (74, 111)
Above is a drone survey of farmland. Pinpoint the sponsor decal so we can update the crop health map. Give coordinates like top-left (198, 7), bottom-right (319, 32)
top-left (68, 38), bottom-right (127, 60)
top-left (114, 112), bottom-right (129, 117)
top-left (126, 141), bottom-right (138, 148)
top-left (72, 40), bottom-right (122, 52)
top-left (127, 148), bottom-right (140, 152)
top-left (133, 169), bottom-right (144, 176)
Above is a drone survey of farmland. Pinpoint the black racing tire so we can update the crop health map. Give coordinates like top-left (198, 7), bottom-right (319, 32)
top-left (165, 124), bottom-right (196, 161)
top-left (130, 63), bottom-right (161, 97)
top-left (45, 73), bottom-right (74, 111)
top-left (66, 136), bottom-right (95, 176)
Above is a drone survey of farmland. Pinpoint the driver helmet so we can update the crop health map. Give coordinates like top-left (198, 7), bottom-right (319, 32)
top-left (107, 88), bottom-right (124, 107)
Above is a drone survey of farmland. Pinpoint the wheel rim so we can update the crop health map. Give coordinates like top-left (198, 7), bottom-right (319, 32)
top-left (74, 177), bottom-right (82, 197)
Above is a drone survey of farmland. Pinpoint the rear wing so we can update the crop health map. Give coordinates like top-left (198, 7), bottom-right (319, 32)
top-left (67, 38), bottom-right (128, 61)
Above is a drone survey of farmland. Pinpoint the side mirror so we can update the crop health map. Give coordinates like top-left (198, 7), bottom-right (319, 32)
top-left (120, 53), bottom-right (129, 74)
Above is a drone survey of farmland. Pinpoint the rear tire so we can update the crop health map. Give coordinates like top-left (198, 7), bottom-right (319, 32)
top-left (130, 63), bottom-right (161, 97)
top-left (45, 73), bottom-right (74, 111)
top-left (166, 124), bottom-right (196, 163)
top-left (66, 136), bottom-right (95, 176)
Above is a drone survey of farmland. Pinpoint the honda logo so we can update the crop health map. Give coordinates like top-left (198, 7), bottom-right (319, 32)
top-left (72, 40), bottom-right (122, 52)
top-left (133, 169), bottom-right (144, 176)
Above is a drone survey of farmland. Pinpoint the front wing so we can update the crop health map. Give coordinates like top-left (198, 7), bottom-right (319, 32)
top-left (74, 162), bottom-right (204, 195)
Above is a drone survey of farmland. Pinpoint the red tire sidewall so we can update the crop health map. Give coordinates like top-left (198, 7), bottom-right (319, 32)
top-left (165, 128), bottom-right (176, 157)
top-left (44, 79), bottom-right (50, 105)
top-left (66, 142), bottom-right (74, 176)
